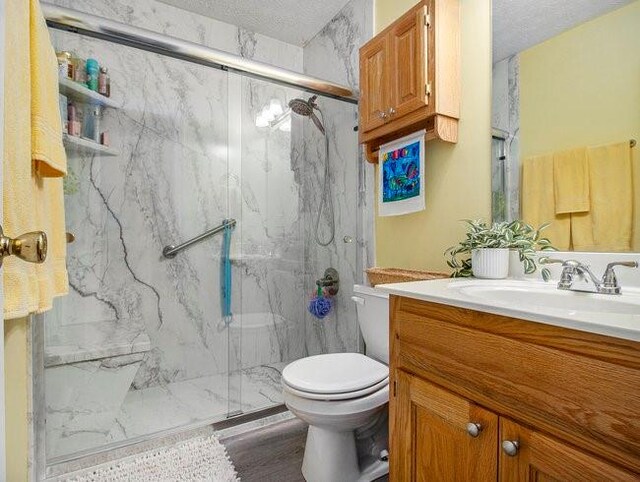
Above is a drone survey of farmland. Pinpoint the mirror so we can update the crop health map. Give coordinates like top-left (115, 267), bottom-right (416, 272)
top-left (491, 0), bottom-right (639, 252)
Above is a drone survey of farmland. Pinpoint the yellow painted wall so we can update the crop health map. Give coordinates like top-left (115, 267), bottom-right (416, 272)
top-left (519, 0), bottom-right (640, 250)
top-left (374, 0), bottom-right (492, 270)
top-left (5, 317), bottom-right (29, 481)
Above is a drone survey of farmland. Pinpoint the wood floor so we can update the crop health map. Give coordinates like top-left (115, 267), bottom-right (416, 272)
top-left (222, 418), bottom-right (389, 482)
top-left (223, 418), bottom-right (308, 481)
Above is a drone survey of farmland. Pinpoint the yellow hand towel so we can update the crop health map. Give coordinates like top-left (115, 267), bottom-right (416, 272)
top-left (521, 154), bottom-right (571, 250)
top-left (30, 0), bottom-right (67, 178)
top-left (572, 142), bottom-right (633, 252)
top-left (3, 0), bottom-right (68, 319)
top-left (553, 147), bottom-right (589, 214)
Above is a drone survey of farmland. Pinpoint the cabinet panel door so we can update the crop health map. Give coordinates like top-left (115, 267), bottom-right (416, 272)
top-left (390, 371), bottom-right (498, 481)
top-left (499, 418), bottom-right (638, 482)
top-left (359, 35), bottom-right (389, 133)
top-left (389, 6), bottom-right (428, 120)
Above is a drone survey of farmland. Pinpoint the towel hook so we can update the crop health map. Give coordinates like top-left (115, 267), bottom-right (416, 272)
top-left (0, 224), bottom-right (47, 267)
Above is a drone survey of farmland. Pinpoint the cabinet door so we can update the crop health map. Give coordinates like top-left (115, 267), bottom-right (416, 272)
top-left (359, 35), bottom-right (389, 133)
top-left (499, 418), bottom-right (638, 481)
top-left (390, 371), bottom-right (498, 481)
top-left (388, 6), bottom-right (428, 120)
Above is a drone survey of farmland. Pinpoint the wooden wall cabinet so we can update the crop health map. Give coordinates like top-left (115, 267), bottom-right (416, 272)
top-left (389, 295), bottom-right (640, 481)
top-left (359, 0), bottom-right (460, 163)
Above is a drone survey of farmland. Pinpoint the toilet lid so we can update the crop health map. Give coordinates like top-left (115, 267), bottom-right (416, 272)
top-left (282, 353), bottom-right (388, 394)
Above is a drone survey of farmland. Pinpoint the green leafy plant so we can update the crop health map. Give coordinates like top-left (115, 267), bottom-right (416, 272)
top-left (444, 219), bottom-right (556, 278)
top-left (505, 220), bottom-right (556, 277)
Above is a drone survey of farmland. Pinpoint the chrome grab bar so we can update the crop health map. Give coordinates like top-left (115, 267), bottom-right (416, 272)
top-left (162, 219), bottom-right (236, 259)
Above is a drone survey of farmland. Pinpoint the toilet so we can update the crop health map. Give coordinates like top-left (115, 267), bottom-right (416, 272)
top-left (282, 284), bottom-right (390, 482)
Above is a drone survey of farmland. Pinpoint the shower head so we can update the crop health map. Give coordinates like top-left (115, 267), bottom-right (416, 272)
top-left (288, 95), bottom-right (326, 135)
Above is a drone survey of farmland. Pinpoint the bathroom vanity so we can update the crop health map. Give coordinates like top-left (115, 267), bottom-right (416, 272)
top-left (381, 279), bottom-right (640, 481)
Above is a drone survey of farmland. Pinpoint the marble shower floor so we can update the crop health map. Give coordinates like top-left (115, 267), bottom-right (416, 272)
top-left (51, 362), bottom-right (287, 461)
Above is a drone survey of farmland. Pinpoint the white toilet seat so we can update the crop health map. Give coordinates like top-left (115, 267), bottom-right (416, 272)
top-left (282, 352), bottom-right (388, 395)
top-left (283, 376), bottom-right (389, 401)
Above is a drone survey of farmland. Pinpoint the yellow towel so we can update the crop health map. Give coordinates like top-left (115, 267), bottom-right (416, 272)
top-left (3, 0), bottom-right (68, 319)
top-left (521, 154), bottom-right (571, 250)
top-left (30, 0), bottom-right (67, 178)
top-left (553, 147), bottom-right (589, 214)
top-left (572, 141), bottom-right (633, 252)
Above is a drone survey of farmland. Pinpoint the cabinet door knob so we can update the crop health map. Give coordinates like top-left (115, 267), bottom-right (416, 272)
top-left (0, 225), bottom-right (47, 267)
top-left (388, 107), bottom-right (396, 117)
top-left (374, 110), bottom-right (388, 120)
top-left (501, 440), bottom-right (520, 457)
top-left (466, 422), bottom-right (482, 438)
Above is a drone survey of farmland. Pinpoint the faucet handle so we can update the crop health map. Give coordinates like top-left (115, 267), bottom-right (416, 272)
top-left (605, 261), bottom-right (639, 271)
top-left (601, 261), bottom-right (638, 294)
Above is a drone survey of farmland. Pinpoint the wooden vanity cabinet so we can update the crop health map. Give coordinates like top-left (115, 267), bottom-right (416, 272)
top-left (359, 0), bottom-right (460, 163)
top-left (389, 295), bottom-right (640, 481)
top-left (392, 370), bottom-right (498, 481)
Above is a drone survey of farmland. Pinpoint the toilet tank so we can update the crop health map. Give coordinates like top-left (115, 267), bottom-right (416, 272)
top-left (352, 285), bottom-right (389, 364)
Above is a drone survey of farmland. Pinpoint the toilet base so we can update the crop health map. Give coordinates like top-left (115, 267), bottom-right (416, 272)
top-left (301, 426), bottom-right (389, 482)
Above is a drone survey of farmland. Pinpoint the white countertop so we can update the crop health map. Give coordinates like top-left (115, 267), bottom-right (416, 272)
top-left (377, 278), bottom-right (640, 342)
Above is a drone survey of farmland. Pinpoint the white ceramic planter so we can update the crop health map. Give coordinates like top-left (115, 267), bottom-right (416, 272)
top-left (472, 248), bottom-right (509, 279)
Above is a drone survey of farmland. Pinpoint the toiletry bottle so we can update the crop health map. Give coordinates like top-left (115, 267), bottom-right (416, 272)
top-left (59, 95), bottom-right (68, 134)
top-left (82, 106), bottom-right (101, 143)
top-left (86, 58), bottom-right (99, 91)
top-left (98, 67), bottom-right (110, 97)
top-left (56, 51), bottom-right (71, 79)
top-left (67, 102), bottom-right (81, 136)
top-left (74, 58), bottom-right (87, 86)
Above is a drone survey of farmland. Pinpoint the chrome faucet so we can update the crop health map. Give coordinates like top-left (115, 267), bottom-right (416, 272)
top-left (539, 257), bottom-right (638, 295)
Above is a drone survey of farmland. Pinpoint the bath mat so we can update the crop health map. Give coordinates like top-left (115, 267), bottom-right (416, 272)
top-left (64, 434), bottom-right (239, 481)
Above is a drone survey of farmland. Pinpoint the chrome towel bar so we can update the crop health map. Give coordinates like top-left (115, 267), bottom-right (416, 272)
top-left (162, 219), bottom-right (236, 258)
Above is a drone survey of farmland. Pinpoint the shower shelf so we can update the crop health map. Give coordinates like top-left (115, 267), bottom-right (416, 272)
top-left (59, 77), bottom-right (119, 108)
top-left (63, 133), bottom-right (119, 157)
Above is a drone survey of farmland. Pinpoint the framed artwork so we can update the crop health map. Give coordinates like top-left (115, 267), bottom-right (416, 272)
top-left (378, 129), bottom-right (426, 216)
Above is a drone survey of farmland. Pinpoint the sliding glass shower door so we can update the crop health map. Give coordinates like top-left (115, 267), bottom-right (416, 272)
top-left (44, 24), bottom-right (361, 466)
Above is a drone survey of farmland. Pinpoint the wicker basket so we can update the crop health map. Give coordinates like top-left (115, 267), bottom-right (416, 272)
top-left (365, 267), bottom-right (450, 286)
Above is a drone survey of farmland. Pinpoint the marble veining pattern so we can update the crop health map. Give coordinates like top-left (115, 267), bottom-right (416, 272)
top-left (44, 0), bottom-right (372, 462)
top-left (301, 0), bottom-right (374, 356)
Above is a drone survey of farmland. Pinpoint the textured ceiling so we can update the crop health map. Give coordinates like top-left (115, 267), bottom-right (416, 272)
top-left (493, 0), bottom-right (635, 62)
top-left (157, 0), bottom-right (353, 46)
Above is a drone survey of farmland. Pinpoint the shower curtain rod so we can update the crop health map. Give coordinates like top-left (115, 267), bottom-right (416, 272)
top-left (41, 3), bottom-right (358, 104)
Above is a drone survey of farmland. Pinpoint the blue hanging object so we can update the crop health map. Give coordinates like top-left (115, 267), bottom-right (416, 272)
top-left (308, 286), bottom-right (332, 319)
top-left (220, 221), bottom-right (234, 321)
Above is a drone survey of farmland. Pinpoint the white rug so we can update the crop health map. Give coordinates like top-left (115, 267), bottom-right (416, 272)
top-left (65, 435), bottom-right (239, 481)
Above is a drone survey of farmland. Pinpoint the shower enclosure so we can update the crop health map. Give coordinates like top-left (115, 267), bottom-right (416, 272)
top-left (42, 1), bottom-right (369, 465)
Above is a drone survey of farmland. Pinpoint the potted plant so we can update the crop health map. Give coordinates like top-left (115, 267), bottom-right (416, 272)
top-left (505, 220), bottom-right (556, 279)
top-left (445, 220), bottom-right (557, 279)
top-left (445, 220), bottom-right (511, 279)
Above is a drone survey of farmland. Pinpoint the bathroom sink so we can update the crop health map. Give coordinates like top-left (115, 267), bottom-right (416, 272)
top-left (449, 280), bottom-right (640, 316)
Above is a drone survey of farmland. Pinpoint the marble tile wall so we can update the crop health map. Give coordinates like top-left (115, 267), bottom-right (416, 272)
top-left (44, 0), bottom-right (373, 460)
top-left (491, 55), bottom-right (520, 221)
top-left (301, 0), bottom-right (374, 356)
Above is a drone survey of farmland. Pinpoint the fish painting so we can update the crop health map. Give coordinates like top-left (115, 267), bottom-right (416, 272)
top-left (382, 140), bottom-right (421, 202)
